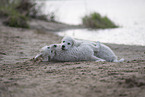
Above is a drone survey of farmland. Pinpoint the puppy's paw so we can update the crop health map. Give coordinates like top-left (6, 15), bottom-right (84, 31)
top-left (95, 59), bottom-right (106, 62)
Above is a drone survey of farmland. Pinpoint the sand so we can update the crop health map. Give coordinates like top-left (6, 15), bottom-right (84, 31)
top-left (0, 19), bottom-right (145, 97)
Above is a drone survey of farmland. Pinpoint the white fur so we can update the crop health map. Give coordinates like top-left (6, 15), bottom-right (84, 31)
top-left (35, 43), bottom-right (105, 62)
top-left (61, 36), bottom-right (98, 51)
top-left (61, 36), bottom-right (124, 62)
top-left (50, 43), bottom-right (105, 62)
top-left (95, 41), bottom-right (124, 62)
top-left (34, 45), bottom-right (54, 61)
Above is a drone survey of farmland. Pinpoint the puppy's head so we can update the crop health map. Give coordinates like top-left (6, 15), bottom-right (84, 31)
top-left (50, 44), bottom-right (61, 51)
top-left (61, 36), bottom-right (76, 50)
top-left (35, 45), bottom-right (55, 61)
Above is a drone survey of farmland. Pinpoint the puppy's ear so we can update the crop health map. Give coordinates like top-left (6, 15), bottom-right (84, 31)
top-left (73, 40), bottom-right (81, 47)
top-left (96, 41), bottom-right (101, 47)
top-left (71, 39), bottom-right (76, 47)
top-left (96, 41), bottom-right (100, 45)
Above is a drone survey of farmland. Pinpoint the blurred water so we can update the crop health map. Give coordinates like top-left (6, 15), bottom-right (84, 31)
top-left (38, 0), bottom-right (145, 46)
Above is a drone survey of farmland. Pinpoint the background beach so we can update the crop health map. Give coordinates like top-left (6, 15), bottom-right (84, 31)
top-left (38, 0), bottom-right (145, 46)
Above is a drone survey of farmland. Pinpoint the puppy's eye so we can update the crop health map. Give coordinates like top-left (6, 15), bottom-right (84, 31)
top-left (63, 41), bottom-right (65, 43)
top-left (94, 44), bottom-right (96, 46)
top-left (68, 43), bottom-right (71, 45)
top-left (47, 47), bottom-right (50, 49)
top-left (53, 45), bottom-right (57, 47)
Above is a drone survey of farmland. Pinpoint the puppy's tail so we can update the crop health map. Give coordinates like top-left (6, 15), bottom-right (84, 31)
top-left (113, 58), bottom-right (124, 62)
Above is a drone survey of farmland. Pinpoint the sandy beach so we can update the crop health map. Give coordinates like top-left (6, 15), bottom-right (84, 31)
top-left (0, 19), bottom-right (145, 97)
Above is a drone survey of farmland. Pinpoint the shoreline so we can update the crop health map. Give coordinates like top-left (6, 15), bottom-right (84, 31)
top-left (0, 19), bottom-right (145, 97)
top-left (0, 20), bottom-right (144, 64)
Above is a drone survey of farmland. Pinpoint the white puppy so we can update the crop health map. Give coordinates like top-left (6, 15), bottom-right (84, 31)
top-left (35, 43), bottom-right (105, 62)
top-left (50, 43), bottom-right (105, 62)
top-left (95, 41), bottom-right (124, 62)
top-left (61, 36), bottom-right (97, 50)
top-left (61, 36), bottom-right (124, 62)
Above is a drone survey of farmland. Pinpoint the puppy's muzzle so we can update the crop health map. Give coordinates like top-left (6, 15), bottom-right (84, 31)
top-left (61, 45), bottom-right (65, 50)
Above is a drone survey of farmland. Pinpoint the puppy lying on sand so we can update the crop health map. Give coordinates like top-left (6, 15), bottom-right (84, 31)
top-left (95, 41), bottom-right (124, 62)
top-left (61, 36), bottom-right (124, 62)
top-left (50, 43), bottom-right (105, 62)
top-left (35, 43), bottom-right (105, 62)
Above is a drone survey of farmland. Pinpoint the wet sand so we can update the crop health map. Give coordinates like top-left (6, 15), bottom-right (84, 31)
top-left (0, 19), bottom-right (145, 97)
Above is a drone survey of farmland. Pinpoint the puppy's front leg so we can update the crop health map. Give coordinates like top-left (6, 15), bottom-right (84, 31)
top-left (42, 55), bottom-right (49, 61)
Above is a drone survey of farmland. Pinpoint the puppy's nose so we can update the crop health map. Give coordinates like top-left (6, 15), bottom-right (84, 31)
top-left (61, 45), bottom-right (65, 50)
top-left (62, 45), bottom-right (65, 48)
